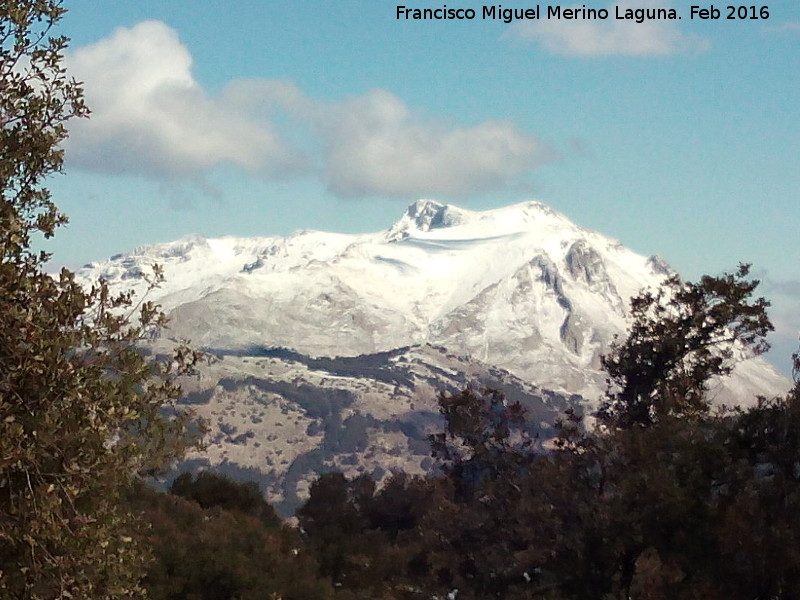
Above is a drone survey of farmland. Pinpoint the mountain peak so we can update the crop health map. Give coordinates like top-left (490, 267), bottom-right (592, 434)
top-left (384, 199), bottom-right (583, 244)
top-left (79, 197), bottom-right (790, 410)
top-left (384, 199), bottom-right (470, 241)
top-left (403, 199), bottom-right (468, 231)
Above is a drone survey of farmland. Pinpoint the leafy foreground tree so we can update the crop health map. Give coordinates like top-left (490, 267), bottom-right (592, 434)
top-left (597, 264), bottom-right (772, 429)
top-left (297, 471), bottom-right (438, 599)
top-left (169, 471), bottom-right (282, 528)
top-left (293, 267), bottom-right (794, 600)
top-left (0, 3), bottom-right (200, 598)
top-left (130, 475), bottom-right (333, 600)
top-left (543, 267), bottom-right (782, 600)
top-left (709, 350), bottom-right (800, 600)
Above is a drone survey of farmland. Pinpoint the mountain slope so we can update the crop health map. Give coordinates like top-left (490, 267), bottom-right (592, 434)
top-left (79, 200), bottom-right (790, 512)
top-left (164, 343), bottom-right (577, 514)
top-left (82, 199), bottom-right (787, 401)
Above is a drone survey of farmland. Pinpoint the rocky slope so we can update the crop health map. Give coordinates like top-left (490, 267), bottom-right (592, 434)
top-left (79, 200), bottom-right (791, 512)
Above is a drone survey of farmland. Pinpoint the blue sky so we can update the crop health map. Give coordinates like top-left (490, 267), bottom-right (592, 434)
top-left (44, 0), bottom-right (799, 370)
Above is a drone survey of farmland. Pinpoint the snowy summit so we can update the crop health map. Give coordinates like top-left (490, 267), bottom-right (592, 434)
top-left (80, 199), bottom-right (788, 403)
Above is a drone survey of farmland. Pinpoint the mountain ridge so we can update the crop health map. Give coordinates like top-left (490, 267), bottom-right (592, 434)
top-left (77, 199), bottom-right (791, 512)
top-left (79, 198), bottom-right (788, 401)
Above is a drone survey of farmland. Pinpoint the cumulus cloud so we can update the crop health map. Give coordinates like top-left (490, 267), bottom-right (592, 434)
top-left (66, 21), bottom-right (310, 179)
top-left (508, 1), bottom-right (710, 57)
top-left (65, 21), bottom-right (550, 198)
top-left (315, 90), bottom-right (550, 198)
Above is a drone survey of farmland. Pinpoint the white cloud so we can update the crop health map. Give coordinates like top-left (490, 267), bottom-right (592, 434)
top-left (508, 1), bottom-right (710, 57)
top-left (65, 21), bottom-right (551, 198)
top-left (768, 21), bottom-right (800, 33)
top-left (66, 21), bottom-right (309, 179)
top-left (316, 90), bottom-right (550, 198)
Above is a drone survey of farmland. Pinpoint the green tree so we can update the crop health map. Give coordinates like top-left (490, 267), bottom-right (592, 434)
top-left (553, 267), bottom-right (777, 599)
top-left (415, 271), bottom-right (778, 600)
top-left (429, 386), bottom-right (529, 490)
top-left (422, 387), bottom-right (565, 600)
top-left (296, 472), bottom-right (376, 587)
top-left (0, 3), bottom-right (200, 598)
top-left (598, 265), bottom-right (772, 429)
top-left (170, 471), bottom-right (281, 528)
top-left (130, 483), bottom-right (333, 600)
top-left (709, 350), bottom-right (800, 599)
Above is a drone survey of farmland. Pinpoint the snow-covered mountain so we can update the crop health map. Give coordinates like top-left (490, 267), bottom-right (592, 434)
top-left (79, 200), bottom-right (790, 512)
top-left (84, 199), bottom-right (786, 399)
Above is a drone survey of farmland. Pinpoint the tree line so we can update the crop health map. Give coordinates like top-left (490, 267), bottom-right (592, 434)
top-left (103, 265), bottom-right (800, 600)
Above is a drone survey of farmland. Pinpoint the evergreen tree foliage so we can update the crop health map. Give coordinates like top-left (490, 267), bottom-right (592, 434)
top-left (296, 472), bottom-right (376, 586)
top-left (598, 265), bottom-right (772, 428)
top-left (708, 354), bottom-right (800, 599)
top-left (0, 3), bottom-right (200, 597)
top-left (170, 471), bottom-right (280, 527)
top-left (429, 386), bottom-right (530, 492)
top-left (291, 271), bottom-right (798, 600)
top-left (297, 471), bottom-right (438, 599)
top-left (130, 482), bottom-right (332, 600)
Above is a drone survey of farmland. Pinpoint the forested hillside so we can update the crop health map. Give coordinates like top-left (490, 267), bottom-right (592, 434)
top-left (130, 268), bottom-right (800, 600)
